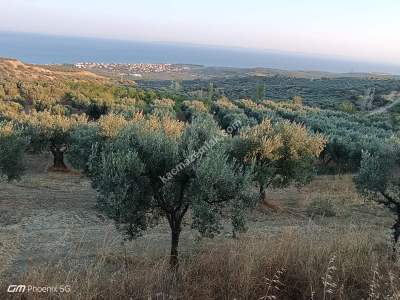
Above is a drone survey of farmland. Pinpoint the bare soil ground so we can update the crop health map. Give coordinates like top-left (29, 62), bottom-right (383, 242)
top-left (0, 154), bottom-right (394, 287)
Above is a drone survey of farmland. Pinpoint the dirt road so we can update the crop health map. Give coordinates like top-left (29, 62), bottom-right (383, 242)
top-left (369, 98), bottom-right (400, 115)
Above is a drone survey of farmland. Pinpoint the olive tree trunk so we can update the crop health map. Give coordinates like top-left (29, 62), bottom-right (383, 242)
top-left (392, 206), bottom-right (400, 258)
top-left (51, 148), bottom-right (67, 170)
top-left (168, 213), bottom-right (184, 270)
top-left (170, 227), bottom-right (181, 269)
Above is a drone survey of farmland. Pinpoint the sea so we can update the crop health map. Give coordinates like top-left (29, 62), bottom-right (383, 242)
top-left (1, 31), bottom-right (400, 74)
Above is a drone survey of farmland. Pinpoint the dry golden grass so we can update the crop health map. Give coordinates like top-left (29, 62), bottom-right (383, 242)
top-left (1, 225), bottom-right (399, 300)
top-left (0, 156), bottom-right (398, 299)
top-left (0, 59), bottom-right (105, 81)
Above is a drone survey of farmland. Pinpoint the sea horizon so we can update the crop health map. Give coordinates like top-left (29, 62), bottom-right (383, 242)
top-left (1, 31), bottom-right (400, 75)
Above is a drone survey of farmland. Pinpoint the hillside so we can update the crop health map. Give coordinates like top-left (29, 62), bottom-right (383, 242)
top-left (0, 58), bottom-right (145, 116)
top-left (0, 58), bottom-right (105, 81)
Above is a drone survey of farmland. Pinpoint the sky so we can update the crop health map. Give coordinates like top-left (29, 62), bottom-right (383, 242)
top-left (1, 0), bottom-right (400, 65)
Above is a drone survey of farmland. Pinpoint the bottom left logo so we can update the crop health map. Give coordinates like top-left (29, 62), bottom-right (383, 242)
top-left (7, 285), bottom-right (26, 293)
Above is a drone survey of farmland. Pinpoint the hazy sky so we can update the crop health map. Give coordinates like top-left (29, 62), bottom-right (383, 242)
top-left (1, 0), bottom-right (399, 65)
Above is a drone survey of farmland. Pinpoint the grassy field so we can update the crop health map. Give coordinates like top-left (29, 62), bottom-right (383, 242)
top-left (0, 155), bottom-right (398, 299)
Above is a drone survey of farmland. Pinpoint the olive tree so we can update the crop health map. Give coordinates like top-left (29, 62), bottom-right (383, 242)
top-left (150, 99), bottom-right (176, 117)
top-left (0, 122), bottom-right (27, 180)
top-left (181, 100), bottom-right (209, 121)
top-left (231, 119), bottom-right (326, 204)
top-left (20, 111), bottom-right (87, 170)
top-left (67, 113), bottom-right (130, 172)
top-left (355, 142), bottom-right (400, 251)
top-left (87, 115), bottom-right (256, 268)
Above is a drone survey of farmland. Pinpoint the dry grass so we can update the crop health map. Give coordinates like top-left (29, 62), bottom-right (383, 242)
top-left (0, 156), bottom-right (398, 299)
top-left (1, 225), bottom-right (399, 300)
top-left (0, 59), bottom-right (105, 81)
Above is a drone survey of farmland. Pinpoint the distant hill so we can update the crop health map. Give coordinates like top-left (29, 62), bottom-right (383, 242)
top-left (0, 58), bottom-right (106, 82)
top-left (190, 66), bottom-right (397, 80)
top-left (0, 56), bottom-right (395, 84)
top-left (0, 58), bottom-right (138, 117)
top-left (58, 62), bottom-right (397, 81)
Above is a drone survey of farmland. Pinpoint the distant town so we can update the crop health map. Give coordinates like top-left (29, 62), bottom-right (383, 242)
top-left (74, 62), bottom-right (189, 77)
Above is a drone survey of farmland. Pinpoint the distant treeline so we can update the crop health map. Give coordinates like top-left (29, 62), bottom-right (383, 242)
top-left (137, 75), bottom-right (400, 110)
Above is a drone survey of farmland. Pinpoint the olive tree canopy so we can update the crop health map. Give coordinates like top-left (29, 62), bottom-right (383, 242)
top-left (355, 141), bottom-right (400, 248)
top-left (0, 122), bottom-right (27, 180)
top-left (231, 119), bottom-right (326, 204)
top-left (87, 114), bottom-right (257, 268)
top-left (19, 111), bottom-right (87, 170)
